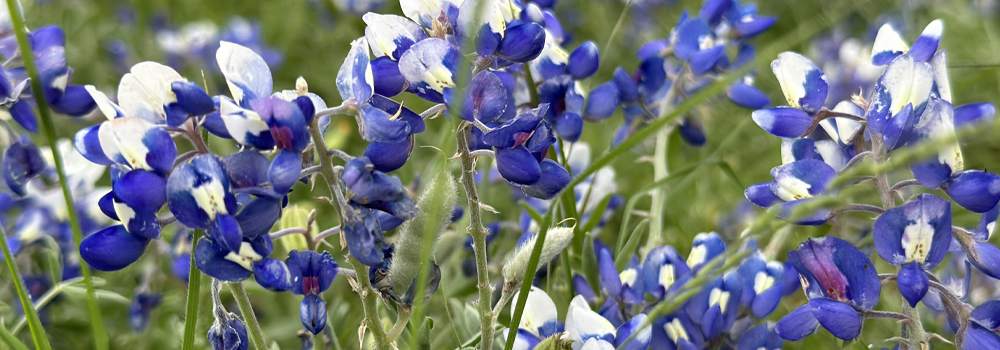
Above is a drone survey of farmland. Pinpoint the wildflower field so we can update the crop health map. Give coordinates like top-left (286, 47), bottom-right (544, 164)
top-left (2, 0), bottom-right (1000, 349)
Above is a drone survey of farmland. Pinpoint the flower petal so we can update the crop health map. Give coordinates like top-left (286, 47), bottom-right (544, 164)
top-left (80, 225), bottom-right (150, 271)
top-left (217, 41), bottom-right (273, 107)
top-left (943, 170), bottom-right (1000, 213)
top-left (771, 52), bottom-right (827, 113)
top-left (809, 298), bottom-right (861, 340)
top-left (751, 107), bottom-right (813, 138)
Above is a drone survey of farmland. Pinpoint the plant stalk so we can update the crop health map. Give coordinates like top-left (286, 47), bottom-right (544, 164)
top-left (0, 225), bottom-right (50, 350)
top-left (349, 259), bottom-right (392, 350)
top-left (229, 282), bottom-right (268, 350)
top-left (455, 123), bottom-right (497, 350)
top-left (181, 230), bottom-right (204, 350)
top-left (871, 137), bottom-right (926, 350)
top-left (4, 1), bottom-right (107, 348)
top-left (308, 108), bottom-right (392, 350)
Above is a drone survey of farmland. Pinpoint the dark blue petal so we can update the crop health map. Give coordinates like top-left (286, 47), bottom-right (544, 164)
top-left (554, 112), bottom-right (583, 142)
top-left (269, 149), bottom-right (302, 194)
top-left (971, 242), bottom-right (1000, 279)
top-left (364, 137), bottom-right (414, 173)
top-left (897, 262), bottom-right (929, 307)
top-left (371, 56), bottom-right (406, 97)
top-left (674, 18), bottom-right (709, 61)
top-left (613, 68), bottom-right (640, 104)
top-left (99, 191), bottom-right (119, 221)
top-left (495, 147), bottom-right (541, 186)
top-left (80, 225), bottom-right (149, 271)
top-left (253, 257), bottom-right (292, 292)
top-left (733, 17), bottom-right (777, 38)
top-left (193, 238), bottom-right (253, 282)
top-left (481, 105), bottom-right (547, 148)
top-left (678, 117), bottom-right (706, 146)
top-left (343, 203), bottom-right (384, 267)
top-left (752, 107), bottom-right (813, 138)
top-left (567, 41), bottom-right (599, 80)
top-left (727, 83), bottom-right (770, 109)
top-left (113, 170), bottom-right (168, 212)
top-left (208, 318), bottom-right (249, 350)
top-left (962, 324), bottom-right (1000, 350)
top-left (235, 197), bottom-right (281, 239)
top-left (368, 94), bottom-right (425, 134)
top-left (359, 103), bottom-right (411, 144)
top-left (690, 46), bottom-right (725, 75)
top-left (882, 103), bottom-right (913, 150)
top-left (908, 20), bottom-right (942, 62)
top-left (222, 151), bottom-right (271, 189)
top-left (460, 71), bottom-right (509, 123)
top-left (809, 298), bottom-right (861, 340)
top-left (9, 100), bottom-right (38, 133)
top-left (497, 23), bottom-right (546, 63)
top-left (202, 96), bottom-right (232, 139)
top-left (943, 171), bottom-right (1000, 213)
top-left (970, 300), bottom-right (1000, 331)
top-left (171, 81), bottom-right (215, 116)
top-left (74, 125), bottom-right (113, 166)
top-left (955, 103), bottom-right (996, 128)
top-left (775, 304), bottom-right (818, 341)
top-left (583, 82), bottom-right (619, 122)
top-left (521, 159), bottom-right (570, 199)
top-left (699, 0), bottom-right (730, 24)
top-left (253, 97), bottom-right (310, 152)
top-left (2, 137), bottom-right (46, 196)
top-left (51, 85), bottom-right (96, 117)
top-left (745, 181), bottom-right (782, 208)
top-left (299, 294), bottom-right (328, 335)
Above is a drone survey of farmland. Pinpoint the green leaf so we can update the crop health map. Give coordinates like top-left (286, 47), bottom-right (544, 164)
top-left (716, 161), bottom-right (745, 190)
top-left (615, 219), bottom-right (649, 270)
top-left (62, 286), bottom-right (130, 305)
top-left (579, 194), bottom-right (613, 236)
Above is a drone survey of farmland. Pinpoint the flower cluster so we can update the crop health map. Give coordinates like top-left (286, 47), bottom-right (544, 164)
top-left (746, 19), bottom-right (1000, 347)
top-left (507, 232), bottom-right (794, 349)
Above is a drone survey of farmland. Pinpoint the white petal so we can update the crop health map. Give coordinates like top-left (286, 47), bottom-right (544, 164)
top-left (930, 51), bottom-right (951, 102)
top-left (85, 85), bottom-right (123, 120)
top-left (98, 117), bottom-right (155, 170)
top-left (220, 97), bottom-right (270, 146)
top-left (770, 52), bottom-right (823, 110)
top-left (511, 286), bottom-right (558, 337)
top-left (580, 339), bottom-right (614, 350)
top-left (565, 296), bottom-right (615, 347)
top-left (217, 41), bottom-right (273, 105)
top-left (871, 24), bottom-right (910, 62)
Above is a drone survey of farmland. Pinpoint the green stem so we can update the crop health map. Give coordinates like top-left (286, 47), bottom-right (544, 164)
top-left (181, 230), bottom-right (204, 350)
top-left (455, 124), bottom-right (497, 350)
top-left (504, 207), bottom-right (555, 350)
top-left (871, 137), bottom-right (925, 349)
top-left (228, 282), bottom-right (268, 350)
top-left (648, 127), bottom-right (670, 248)
top-left (0, 225), bottom-right (50, 350)
top-left (386, 306), bottom-right (412, 342)
top-left (307, 109), bottom-right (392, 350)
top-left (4, 1), bottom-right (107, 349)
top-left (0, 323), bottom-right (28, 350)
top-left (349, 259), bottom-right (392, 350)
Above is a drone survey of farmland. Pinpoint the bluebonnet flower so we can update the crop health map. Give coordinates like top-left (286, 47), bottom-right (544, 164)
top-left (607, 0), bottom-right (775, 147)
top-left (734, 241), bottom-right (786, 318)
top-left (506, 287), bottom-right (652, 350)
top-left (776, 237), bottom-right (881, 341)
top-left (285, 250), bottom-right (338, 334)
top-left (208, 315), bottom-right (250, 350)
top-left (0, 26), bottom-right (96, 132)
top-left (130, 291), bottom-right (162, 331)
top-left (157, 17), bottom-right (282, 72)
top-left (3, 135), bottom-right (46, 196)
top-left (960, 300), bottom-right (1000, 349)
top-left (873, 193), bottom-right (952, 306)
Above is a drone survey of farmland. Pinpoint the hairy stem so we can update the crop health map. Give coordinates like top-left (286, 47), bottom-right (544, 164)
top-left (5, 1), bottom-right (106, 348)
top-left (349, 259), bottom-right (392, 350)
top-left (385, 306), bottom-right (412, 342)
top-left (308, 108), bottom-right (392, 349)
top-left (229, 282), bottom-right (268, 350)
top-left (871, 137), bottom-right (926, 349)
top-left (455, 123), bottom-right (497, 350)
top-left (181, 230), bottom-right (204, 350)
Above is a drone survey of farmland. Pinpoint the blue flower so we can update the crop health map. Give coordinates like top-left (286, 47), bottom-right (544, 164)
top-left (208, 316), bottom-right (249, 350)
top-left (341, 156), bottom-right (418, 220)
top-left (776, 237), bottom-right (881, 341)
top-left (2, 136), bottom-right (46, 196)
top-left (873, 193), bottom-right (952, 306)
top-left (285, 250), bottom-right (338, 334)
top-left (744, 159), bottom-right (837, 225)
top-left (735, 249), bottom-right (786, 318)
top-left (130, 291), bottom-right (162, 331)
top-left (871, 20), bottom-right (942, 65)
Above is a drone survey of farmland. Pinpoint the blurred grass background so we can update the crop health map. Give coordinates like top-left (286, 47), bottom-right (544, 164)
top-left (3, 0), bottom-right (1000, 348)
